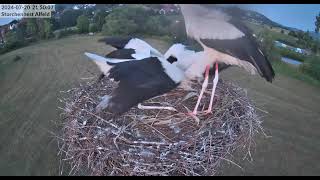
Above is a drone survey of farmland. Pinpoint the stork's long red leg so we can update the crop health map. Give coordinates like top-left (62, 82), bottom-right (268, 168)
top-left (189, 65), bottom-right (210, 116)
top-left (205, 63), bottom-right (219, 114)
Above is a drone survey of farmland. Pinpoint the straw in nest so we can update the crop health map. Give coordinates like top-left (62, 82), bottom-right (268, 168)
top-left (57, 76), bottom-right (267, 176)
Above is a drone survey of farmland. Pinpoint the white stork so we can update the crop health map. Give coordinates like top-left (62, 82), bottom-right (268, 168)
top-left (94, 37), bottom-right (167, 81)
top-left (168, 4), bottom-right (275, 117)
top-left (84, 39), bottom-right (184, 114)
top-left (164, 43), bottom-right (230, 91)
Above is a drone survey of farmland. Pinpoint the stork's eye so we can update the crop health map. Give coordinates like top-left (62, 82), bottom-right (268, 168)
top-left (167, 56), bottom-right (178, 64)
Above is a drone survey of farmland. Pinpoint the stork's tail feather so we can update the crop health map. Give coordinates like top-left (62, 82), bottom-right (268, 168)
top-left (85, 52), bottom-right (108, 63)
top-left (84, 52), bottom-right (113, 75)
top-left (84, 52), bottom-right (134, 75)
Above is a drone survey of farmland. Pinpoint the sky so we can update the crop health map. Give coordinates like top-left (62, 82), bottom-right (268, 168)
top-left (0, 18), bottom-right (17, 26)
top-left (0, 4), bottom-right (319, 32)
top-left (244, 4), bottom-right (320, 32)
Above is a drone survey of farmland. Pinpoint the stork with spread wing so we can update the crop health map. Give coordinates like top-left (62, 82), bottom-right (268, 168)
top-left (165, 4), bottom-right (275, 117)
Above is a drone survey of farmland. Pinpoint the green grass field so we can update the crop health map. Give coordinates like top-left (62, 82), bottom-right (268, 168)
top-left (218, 67), bottom-right (320, 175)
top-left (0, 35), bottom-right (320, 175)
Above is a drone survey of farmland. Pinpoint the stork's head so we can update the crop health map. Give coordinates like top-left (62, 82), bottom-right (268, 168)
top-left (164, 43), bottom-right (197, 71)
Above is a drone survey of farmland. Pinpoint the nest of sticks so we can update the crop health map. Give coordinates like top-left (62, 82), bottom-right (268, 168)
top-left (57, 76), bottom-right (266, 176)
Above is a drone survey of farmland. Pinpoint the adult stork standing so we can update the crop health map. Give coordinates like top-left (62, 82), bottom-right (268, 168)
top-left (177, 4), bottom-right (275, 116)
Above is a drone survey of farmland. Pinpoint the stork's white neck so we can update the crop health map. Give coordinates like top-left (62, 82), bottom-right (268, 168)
top-left (159, 57), bottom-right (185, 84)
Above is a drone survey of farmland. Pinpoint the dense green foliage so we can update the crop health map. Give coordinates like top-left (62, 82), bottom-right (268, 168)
top-left (301, 56), bottom-right (320, 81)
top-left (101, 5), bottom-right (172, 36)
top-left (38, 20), bottom-right (53, 39)
top-left (76, 15), bottom-right (89, 33)
top-left (93, 10), bottom-right (108, 31)
top-left (89, 23), bottom-right (98, 33)
top-left (102, 5), bottom-right (149, 35)
top-left (59, 9), bottom-right (83, 28)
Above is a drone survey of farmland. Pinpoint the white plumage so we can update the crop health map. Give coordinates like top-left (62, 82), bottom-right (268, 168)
top-left (163, 4), bottom-right (275, 117)
top-left (180, 4), bottom-right (245, 40)
top-left (84, 39), bottom-right (185, 114)
top-left (123, 38), bottom-right (164, 59)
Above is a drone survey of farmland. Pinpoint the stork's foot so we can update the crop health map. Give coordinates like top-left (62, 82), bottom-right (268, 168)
top-left (204, 108), bottom-right (213, 115)
top-left (188, 111), bottom-right (197, 116)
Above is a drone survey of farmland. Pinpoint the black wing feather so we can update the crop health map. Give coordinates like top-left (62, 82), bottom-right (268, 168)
top-left (98, 36), bottom-right (133, 49)
top-left (105, 48), bottom-right (135, 59)
top-left (201, 6), bottom-right (275, 82)
top-left (106, 57), bottom-right (178, 115)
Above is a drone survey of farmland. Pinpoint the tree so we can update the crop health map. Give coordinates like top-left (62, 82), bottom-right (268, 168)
top-left (77, 15), bottom-right (89, 33)
top-left (124, 5), bottom-right (151, 27)
top-left (43, 20), bottom-right (53, 39)
top-left (26, 18), bottom-right (38, 37)
top-left (315, 12), bottom-right (320, 33)
top-left (83, 8), bottom-right (94, 18)
top-left (102, 18), bottom-right (138, 35)
top-left (144, 16), bottom-right (162, 35)
top-left (95, 4), bottom-right (117, 10)
top-left (93, 10), bottom-right (107, 31)
top-left (50, 17), bottom-right (60, 31)
top-left (89, 23), bottom-right (98, 33)
top-left (281, 29), bottom-right (284, 34)
top-left (101, 5), bottom-right (152, 35)
top-left (4, 31), bottom-right (24, 49)
top-left (16, 21), bottom-right (27, 40)
top-left (37, 19), bottom-right (46, 39)
top-left (288, 30), bottom-right (297, 37)
top-left (60, 9), bottom-right (83, 28)
top-left (55, 4), bottom-right (66, 13)
top-left (143, 16), bottom-right (171, 36)
top-left (311, 41), bottom-right (320, 54)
